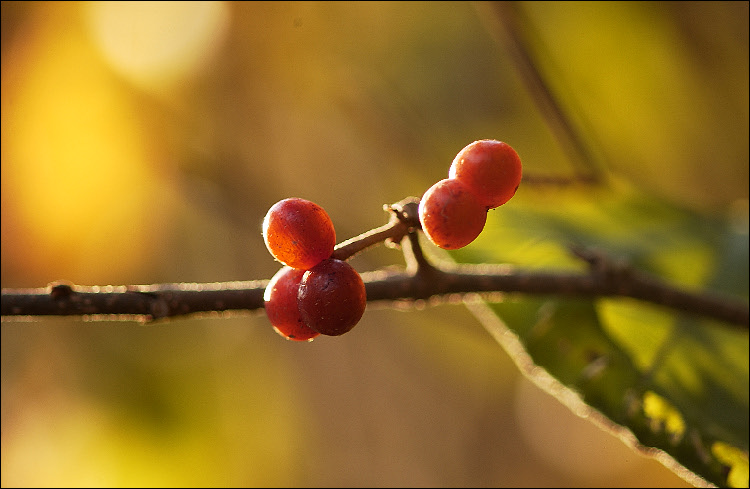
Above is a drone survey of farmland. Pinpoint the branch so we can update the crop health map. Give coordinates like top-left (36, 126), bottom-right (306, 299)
top-left (481, 1), bottom-right (604, 185)
top-left (1, 197), bottom-right (747, 329)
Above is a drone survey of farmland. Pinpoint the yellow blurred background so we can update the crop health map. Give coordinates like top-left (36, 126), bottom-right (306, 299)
top-left (2, 1), bottom-right (746, 486)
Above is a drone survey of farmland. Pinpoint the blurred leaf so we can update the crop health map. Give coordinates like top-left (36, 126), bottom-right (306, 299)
top-left (456, 183), bottom-right (748, 487)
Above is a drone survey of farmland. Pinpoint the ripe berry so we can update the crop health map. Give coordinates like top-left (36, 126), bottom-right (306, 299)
top-left (418, 178), bottom-right (487, 250)
top-left (263, 198), bottom-right (337, 270)
top-left (449, 139), bottom-right (522, 209)
top-left (264, 266), bottom-right (320, 341)
top-left (298, 258), bottom-right (367, 336)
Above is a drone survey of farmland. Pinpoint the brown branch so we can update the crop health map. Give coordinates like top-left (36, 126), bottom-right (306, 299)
top-left (1, 197), bottom-right (747, 328)
top-left (0, 280), bottom-right (269, 323)
top-left (362, 253), bottom-right (749, 328)
top-left (1, 245), bottom-right (747, 329)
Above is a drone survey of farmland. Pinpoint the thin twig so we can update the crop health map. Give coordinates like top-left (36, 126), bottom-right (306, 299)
top-left (481, 1), bottom-right (604, 184)
top-left (331, 198), bottom-right (419, 261)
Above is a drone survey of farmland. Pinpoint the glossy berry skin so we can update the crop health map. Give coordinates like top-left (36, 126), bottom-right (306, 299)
top-left (263, 198), bottom-right (336, 270)
top-left (298, 258), bottom-right (367, 336)
top-left (264, 266), bottom-right (320, 341)
top-left (449, 139), bottom-right (522, 209)
top-left (418, 178), bottom-right (487, 250)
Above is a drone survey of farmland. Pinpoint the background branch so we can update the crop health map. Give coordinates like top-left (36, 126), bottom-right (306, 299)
top-left (483, 1), bottom-right (604, 184)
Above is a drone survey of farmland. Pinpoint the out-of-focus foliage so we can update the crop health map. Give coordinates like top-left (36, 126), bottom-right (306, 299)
top-left (1, 1), bottom-right (745, 487)
top-left (457, 181), bottom-right (748, 487)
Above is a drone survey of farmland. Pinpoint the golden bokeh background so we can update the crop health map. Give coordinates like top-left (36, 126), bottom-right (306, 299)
top-left (2, 2), bottom-right (746, 486)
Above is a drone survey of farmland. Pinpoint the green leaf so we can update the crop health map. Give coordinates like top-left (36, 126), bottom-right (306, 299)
top-left (453, 186), bottom-right (749, 487)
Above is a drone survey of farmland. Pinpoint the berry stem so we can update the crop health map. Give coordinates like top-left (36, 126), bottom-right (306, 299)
top-left (403, 232), bottom-right (425, 274)
top-left (331, 197), bottom-right (421, 261)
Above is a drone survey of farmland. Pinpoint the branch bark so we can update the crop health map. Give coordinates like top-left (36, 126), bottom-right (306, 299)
top-left (1, 198), bottom-right (747, 328)
top-left (1, 243), bottom-right (747, 328)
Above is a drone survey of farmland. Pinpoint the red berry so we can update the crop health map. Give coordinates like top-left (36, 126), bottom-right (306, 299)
top-left (263, 198), bottom-right (337, 270)
top-left (449, 139), bottom-right (522, 209)
top-left (418, 178), bottom-right (487, 250)
top-left (298, 258), bottom-right (367, 336)
top-left (264, 266), bottom-right (320, 341)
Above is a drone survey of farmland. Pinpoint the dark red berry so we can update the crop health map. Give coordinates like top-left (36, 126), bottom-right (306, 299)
top-left (297, 258), bottom-right (367, 336)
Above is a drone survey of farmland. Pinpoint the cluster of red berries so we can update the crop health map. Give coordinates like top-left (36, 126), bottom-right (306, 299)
top-left (418, 139), bottom-right (522, 250)
top-left (262, 140), bottom-right (521, 340)
top-left (262, 198), bottom-right (367, 341)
